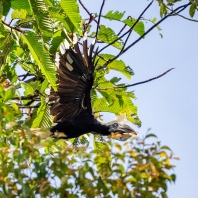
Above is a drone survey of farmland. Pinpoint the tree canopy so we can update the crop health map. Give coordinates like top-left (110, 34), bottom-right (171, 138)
top-left (0, 0), bottom-right (196, 197)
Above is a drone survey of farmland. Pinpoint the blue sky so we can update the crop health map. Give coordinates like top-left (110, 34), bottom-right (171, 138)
top-left (80, 0), bottom-right (198, 197)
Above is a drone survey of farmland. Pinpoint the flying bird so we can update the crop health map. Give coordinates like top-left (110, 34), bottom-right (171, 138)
top-left (49, 34), bottom-right (136, 141)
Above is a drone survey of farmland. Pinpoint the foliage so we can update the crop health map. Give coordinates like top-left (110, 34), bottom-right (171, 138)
top-left (0, 128), bottom-right (178, 197)
top-left (0, 0), bottom-right (195, 197)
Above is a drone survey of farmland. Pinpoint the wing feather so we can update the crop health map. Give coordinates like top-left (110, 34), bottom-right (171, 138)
top-left (50, 37), bottom-right (96, 122)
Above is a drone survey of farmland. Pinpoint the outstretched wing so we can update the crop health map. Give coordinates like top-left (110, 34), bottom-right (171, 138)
top-left (50, 36), bottom-right (97, 122)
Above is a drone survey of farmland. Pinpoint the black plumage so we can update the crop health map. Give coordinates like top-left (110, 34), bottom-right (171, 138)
top-left (50, 36), bottom-right (136, 141)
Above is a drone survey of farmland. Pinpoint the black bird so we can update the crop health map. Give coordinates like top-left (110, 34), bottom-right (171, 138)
top-left (49, 35), bottom-right (136, 141)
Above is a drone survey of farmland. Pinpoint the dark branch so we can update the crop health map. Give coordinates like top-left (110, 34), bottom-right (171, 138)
top-left (117, 22), bottom-right (128, 37)
top-left (12, 95), bottom-right (39, 100)
top-left (18, 105), bottom-right (40, 108)
top-left (21, 72), bottom-right (30, 81)
top-left (78, 0), bottom-right (98, 24)
top-left (95, 68), bottom-right (174, 90)
top-left (95, 0), bottom-right (106, 39)
top-left (165, 5), bottom-right (198, 22)
top-left (18, 73), bottom-right (34, 78)
top-left (1, 20), bottom-right (26, 34)
top-left (116, 68), bottom-right (174, 88)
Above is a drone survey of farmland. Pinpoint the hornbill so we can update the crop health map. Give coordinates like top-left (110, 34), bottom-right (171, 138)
top-left (49, 34), bottom-right (136, 141)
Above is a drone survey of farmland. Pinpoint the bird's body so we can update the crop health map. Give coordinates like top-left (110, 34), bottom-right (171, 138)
top-left (49, 35), bottom-right (136, 141)
top-left (50, 110), bottom-right (109, 138)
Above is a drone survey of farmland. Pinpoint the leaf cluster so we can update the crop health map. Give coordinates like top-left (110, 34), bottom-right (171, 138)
top-left (0, 129), bottom-right (177, 198)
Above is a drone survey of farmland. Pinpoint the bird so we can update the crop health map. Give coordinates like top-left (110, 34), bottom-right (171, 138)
top-left (49, 34), bottom-right (136, 141)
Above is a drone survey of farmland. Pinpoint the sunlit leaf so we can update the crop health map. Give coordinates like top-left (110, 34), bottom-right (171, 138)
top-left (91, 25), bottom-right (124, 50)
top-left (11, 9), bottom-right (27, 19)
top-left (145, 133), bottom-right (157, 139)
top-left (22, 31), bottom-right (57, 90)
top-left (103, 10), bottom-right (125, 21)
top-left (122, 19), bottom-right (145, 36)
top-left (189, 3), bottom-right (196, 18)
top-left (60, 0), bottom-right (82, 33)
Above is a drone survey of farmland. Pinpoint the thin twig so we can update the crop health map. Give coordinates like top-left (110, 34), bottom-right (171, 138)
top-left (18, 105), bottom-right (40, 108)
top-left (1, 20), bottom-right (26, 34)
top-left (21, 72), bottom-right (30, 81)
top-left (117, 23), bottom-right (128, 37)
top-left (95, 68), bottom-right (174, 90)
top-left (116, 68), bottom-right (174, 88)
top-left (117, 16), bottom-right (132, 37)
top-left (78, 0), bottom-right (98, 23)
top-left (166, 5), bottom-right (198, 22)
top-left (18, 73), bottom-right (34, 78)
top-left (12, 95), bottom-right (39, 100)
top-left (95, 0), bottom-right (106, 39)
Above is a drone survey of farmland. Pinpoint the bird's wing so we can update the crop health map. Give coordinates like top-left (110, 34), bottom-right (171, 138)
top-left (50, 36), bottom-right (97, 122)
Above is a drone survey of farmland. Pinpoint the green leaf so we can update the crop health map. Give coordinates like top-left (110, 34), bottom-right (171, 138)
top-left (32, 97), bottom-right (52, 128)
top-left (145, 133), bottom-right (157, 139)
top-left (103, 10), bottom-right (125, 21)
top-left (49, 30), bottom-right (65, 54)
top-left (151, 17), bottom-right (157, 23)
top-left (1, 0), bottom-right (11, 16)
top-left (10, 102), bottom-right (20, 112)
top-left (11, 0), bottom-right (31, 14)
top-left (92, 94), bottom-right (139, 126)
top-left (0, 1), bottom-right (3, 18)
top-left (11, 9), bottom-right (27, 19)
top-left (160, 3), bottom-right (167, 18)
top-left (189, 4), bottom-right (196, 18)
top-left (20, 82), bottom-right (34, 95)
top-left (161, 192), bottom-right (168, 198)
top-left (160, 145), bottom-right (172, 151)
top-left (0, 37), bottom-right (15, 66)
top-left (110, 77), bottom-right (122, 85)
top-left (60, 0), bottom-right (82, 33)
top-left (96, 54), bottom-right (134, 79)
top-left (94, 25), bottom-right (124, 50)
top-left (29, 0), bottom-right (53, 37)
top-left (22, 31), bottom-right (57, 91)
top-left (170, 174), bottom-right (176, 183)
top-left (122, 19), bottom-right (145, 36)
top-left (1, 87), bottom-right (15, 101)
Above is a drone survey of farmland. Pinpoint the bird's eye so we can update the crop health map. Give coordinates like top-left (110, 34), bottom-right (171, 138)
top-left (113, 123), bottom-right (118, 127)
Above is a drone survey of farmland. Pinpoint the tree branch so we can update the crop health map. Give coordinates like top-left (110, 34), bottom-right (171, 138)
top-left (166, 5), bottom-right (198, 22)
top-left (12, 95), bottom-right (39, 100)
top-left (95, 0), bottom-right (106, 39)
top-left (18, 105), bottom-right (40, 108)
top-left (95, 68), bottom-right (174, 90)
top-left (116, 68), bottom-right (174, 88)
top-left (78, 0), bottom-right (98, 24)
top-left (1, 20), bottom-right (26, 34)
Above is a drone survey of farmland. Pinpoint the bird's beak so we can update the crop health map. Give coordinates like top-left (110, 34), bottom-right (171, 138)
top-left (109, 125), bottom-right (137, 141)
top-left (123, 130), bottom-right (137, 135)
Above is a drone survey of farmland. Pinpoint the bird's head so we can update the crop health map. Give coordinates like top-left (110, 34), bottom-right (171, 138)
top-left (106, 115), bottom-right (137, 141)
